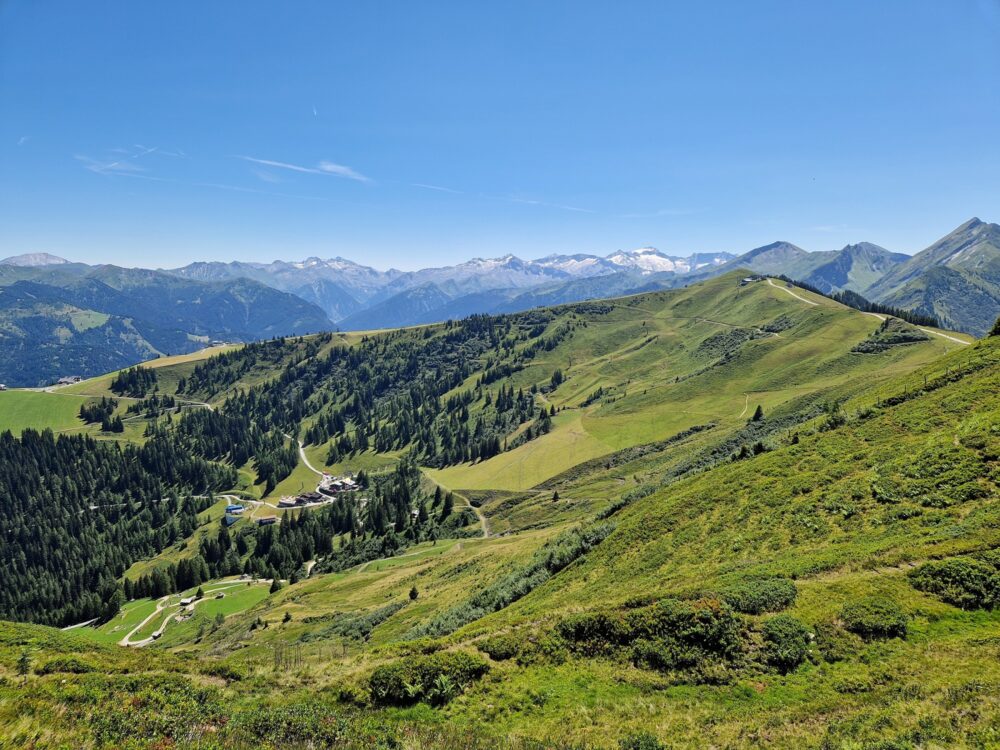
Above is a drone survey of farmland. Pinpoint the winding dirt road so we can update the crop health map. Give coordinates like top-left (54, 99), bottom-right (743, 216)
top-left (283, 433), bottom-right (324, 477)
top-left (119, 580), bottom-right (267, 647)
top-left (767, 278), bottom-right (818, 306)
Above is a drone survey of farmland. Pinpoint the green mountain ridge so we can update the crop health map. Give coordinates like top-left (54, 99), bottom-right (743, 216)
top-left (866, 218), bottom-right (1000, 336)
top-left (0, 270), bottom-right (994, 749)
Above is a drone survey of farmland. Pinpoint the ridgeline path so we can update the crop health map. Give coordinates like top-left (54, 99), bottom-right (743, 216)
top-left (767, 278), bottom-right (819, 306)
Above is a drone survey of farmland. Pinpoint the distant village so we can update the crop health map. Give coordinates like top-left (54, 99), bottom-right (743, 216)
top-left (222, 471), bottom-right (363, 528)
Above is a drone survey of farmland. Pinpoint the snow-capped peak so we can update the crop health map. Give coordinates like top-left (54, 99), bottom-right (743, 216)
top-left (606, 247), bottom-right (689, 274)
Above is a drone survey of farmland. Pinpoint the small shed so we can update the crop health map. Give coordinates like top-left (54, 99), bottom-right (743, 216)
top-left (257, 515), bottom-right (278, 526)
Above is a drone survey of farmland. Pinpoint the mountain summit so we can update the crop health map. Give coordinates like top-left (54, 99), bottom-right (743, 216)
top-left (865, 218), bottom-right (1000, 335)
top-left (0, 252), bottom-right (71, 266)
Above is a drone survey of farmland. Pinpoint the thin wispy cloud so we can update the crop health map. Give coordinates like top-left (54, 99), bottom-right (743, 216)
top-left (75, 154), bottom-right (147, 175)
top-left (76, 144), bottom-right (184, 176)
top-left (317, 161), bottom-right (370, 182)
top-left (252, 169), bottom-right (284, 184)
top-left (412, 182), bottom-right (464, 194)
top-left (17, 136), bottom-right (30, 146)
top-left (501, 196), bottom-right (594, 214)
top-left (238, 156), bottom-right (372, 183)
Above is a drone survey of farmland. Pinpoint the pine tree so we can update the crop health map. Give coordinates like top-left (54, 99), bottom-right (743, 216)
top-left (751, 405), bottom-right (765, 422)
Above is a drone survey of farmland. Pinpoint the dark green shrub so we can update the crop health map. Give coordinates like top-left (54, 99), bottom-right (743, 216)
top-left (199, 660), bottom-right (246, 681)
top-left (35, 656), bottom-right (95, 674)
top-left (719, 577), bottom-right (797, 614)
top-left (761, 615), bottom-right (810, 672)
top-left (556, 611), bottom-right (631, 655)
top-left (631, 638), bottom-right (692, 671)
top-left (626, 598), bottom-right (744, 659)
top-left (223, 702), bottom-right (350, 745)
top-left (516, 634), bottom-right (568, 666)
top-left (478, 633), bottom-right (521, 661)
top-left (619, 731), bottom-right (666, 750)
top-left (909, 557), bottom-right (1000, 609)
top-left (369, 650), bottom-right (489, 706)
top-left (975, 548), bottom-right (1000, 567)
top-left (559, 598), bottom-right (744, 670)
top-left (840, 597), bottom-right (907, 640)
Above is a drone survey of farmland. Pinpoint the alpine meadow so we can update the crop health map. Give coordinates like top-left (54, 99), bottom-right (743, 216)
top-left (2, 3), bottom-right (1000, 749)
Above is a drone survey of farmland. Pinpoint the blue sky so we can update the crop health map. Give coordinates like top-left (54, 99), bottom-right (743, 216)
top-left (1, 1), bottom-right (998, 270)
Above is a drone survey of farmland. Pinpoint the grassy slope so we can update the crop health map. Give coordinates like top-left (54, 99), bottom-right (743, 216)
top-left (183, 335), bottom-right (1000, 748)
top-left (420, 335), bottom-right (1000, 746)
top-left (0, 345), bottom-right (243, 439)
top-left (429, 274), bottom-right (966, 491)
top-left (0, 389), bottom-right (92, 433)
top-left (1, 278), bottom-right (995, 749)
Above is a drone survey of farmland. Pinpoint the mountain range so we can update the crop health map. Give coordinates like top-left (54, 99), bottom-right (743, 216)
top-left (164, 218), bottom-right (997, 335)
top-left (0, 263), bottom-right (331, 386)
top-left (2, 217), bottom-right (998, 386)
top-left (0, 269), bottom-right (993, 747)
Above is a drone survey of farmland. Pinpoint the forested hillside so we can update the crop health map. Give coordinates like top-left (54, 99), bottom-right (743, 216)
top-left (0, 429), bottom-right (232, 626)
top-left (0, 271), bottom-right (991, 749)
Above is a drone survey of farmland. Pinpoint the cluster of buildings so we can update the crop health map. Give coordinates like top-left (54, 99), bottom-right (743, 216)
top-left (219, 472), bottom-right (363, 529)
top-left (277, 491), bottom-right (325, 508)
top-left (56, 375), bottom-right (82, 385)
top-left (319, 473), bottom-right (359, 495)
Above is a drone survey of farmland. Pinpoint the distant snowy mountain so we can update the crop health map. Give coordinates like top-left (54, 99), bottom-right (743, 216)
top-left (605, 247), bottom-right (733, 275)
top-left (168, 248), bottom-right (733, 323)
top-left (0, 252), bottom-right (71, 267)
top-left (533, 254), bottom-right (623, 277)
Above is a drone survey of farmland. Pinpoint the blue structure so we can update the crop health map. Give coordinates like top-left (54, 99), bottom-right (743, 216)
top-left (225, 504), bottom-right (244, 514)
top-left (223, 514), bottom-right (239, 527)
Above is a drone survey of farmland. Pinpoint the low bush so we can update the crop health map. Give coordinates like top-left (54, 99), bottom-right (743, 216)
top-left (908, 557), bottom-right (1000, 610)
top-left (369, 650), bottom-right (489, 706)
top-left (478, 633), bottom-right (521, 661)
top-left (558, 598), bottom-right (744, 673)
top-left (719, 577), bottom-right (797, 614)
top-left (761, 615), bottom-right (810, 672)
top-left (199, 660), bottom-right (246, 681)
top-left (840, 597), bottom-right (907, 640)
top-left (515, 634), bottom-right (568, 666)
top-left (35, 656), bottom-right (95, 674)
